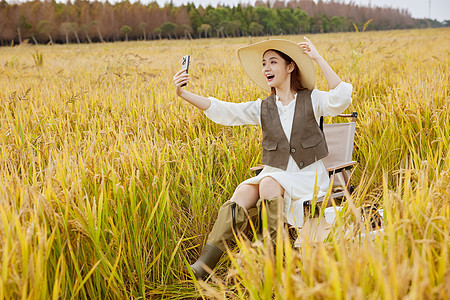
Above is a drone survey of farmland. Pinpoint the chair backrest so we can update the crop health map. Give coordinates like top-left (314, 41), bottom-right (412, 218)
top-left (321, 122), bottom-right (356, 170)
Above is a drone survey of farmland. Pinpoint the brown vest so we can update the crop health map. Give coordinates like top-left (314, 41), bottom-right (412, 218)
top-left (260, 90), bottom-right (328, 170)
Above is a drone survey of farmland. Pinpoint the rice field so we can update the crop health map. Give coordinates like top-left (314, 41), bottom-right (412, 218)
top-left (0, 27), bottom-right (448, 299)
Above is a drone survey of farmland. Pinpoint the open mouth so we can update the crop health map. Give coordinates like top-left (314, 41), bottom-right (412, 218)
top-left (266, 74), bottom-right (275, 82)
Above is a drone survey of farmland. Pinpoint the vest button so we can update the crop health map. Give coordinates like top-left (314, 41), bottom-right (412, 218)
top-left (299, 161), bottom-right (304, 167)
top-left (290, 148), bottom-right (296, 153)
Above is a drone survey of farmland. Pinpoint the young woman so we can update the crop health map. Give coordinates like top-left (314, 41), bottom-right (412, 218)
top-left (173, 37), bottom-right (352, 279)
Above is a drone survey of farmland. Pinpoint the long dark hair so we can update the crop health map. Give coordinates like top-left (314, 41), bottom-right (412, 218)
top-left (264, 49), bottom-right (306, 95)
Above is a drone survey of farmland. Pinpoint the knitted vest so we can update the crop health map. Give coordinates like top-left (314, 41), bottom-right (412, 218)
top-left (260, 90), bottom-right (328, 170)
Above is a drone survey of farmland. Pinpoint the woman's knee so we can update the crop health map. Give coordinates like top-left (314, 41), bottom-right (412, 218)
top-left (230, 184), bottom-right (259, 209)
top-left (259, 177), bottom-right (284, 199)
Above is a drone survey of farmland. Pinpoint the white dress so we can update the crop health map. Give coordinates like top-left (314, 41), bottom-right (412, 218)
top-left (204, 82), bottom-right (353, 227)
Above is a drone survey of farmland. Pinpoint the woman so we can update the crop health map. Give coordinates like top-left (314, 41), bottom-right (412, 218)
top-left (173, 37), bottom-right (352, 279)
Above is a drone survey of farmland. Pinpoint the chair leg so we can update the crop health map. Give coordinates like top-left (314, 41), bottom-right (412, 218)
top-left (341, 170), bottom-right (349, 187)
top-left (341, 170), bottom-right (353, 195)
top-left (326, 173), bottom-right (336, 207)
top-left (329, 173), bottom-right (335, 186)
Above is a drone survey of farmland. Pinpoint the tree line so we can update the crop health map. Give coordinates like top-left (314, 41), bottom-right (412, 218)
top-left (0, 0), bottom-right (448, 45)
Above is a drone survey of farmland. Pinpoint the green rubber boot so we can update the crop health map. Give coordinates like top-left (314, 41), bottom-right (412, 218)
top-left (188, 243), bottom-right (223, 280)
top-left (188, 200), bottom-right (249, 280)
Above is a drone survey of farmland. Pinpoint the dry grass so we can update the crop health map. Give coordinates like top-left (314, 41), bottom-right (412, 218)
top-left (0, 28), bottom-right (448, 299)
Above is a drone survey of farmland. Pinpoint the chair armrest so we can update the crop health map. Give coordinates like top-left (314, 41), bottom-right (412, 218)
top-left (250, 165), bottom-right (264, 171)
top-left (326, 161), bottom-right (357, 173)
top-left (252, 162), bottom-right (357, 173)
top-left (338, 111), bottom-right (358, 122)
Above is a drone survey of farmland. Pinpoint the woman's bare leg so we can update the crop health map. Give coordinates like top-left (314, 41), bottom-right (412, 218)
top-left (257, 177), bottom-right (285, 243)
top-left (259, 176), bottom-right (284, 199)
top-left (230, 184), bottom-right (259, 210)
top-left (230, 176), bottom-right (285, 209)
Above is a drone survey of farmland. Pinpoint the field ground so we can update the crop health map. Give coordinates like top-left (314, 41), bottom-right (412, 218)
top-left (0, 28), bottom-right (449, 298)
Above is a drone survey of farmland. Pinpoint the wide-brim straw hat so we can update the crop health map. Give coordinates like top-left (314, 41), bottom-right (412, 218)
top-left (237, 39), bottom-right (315, 91)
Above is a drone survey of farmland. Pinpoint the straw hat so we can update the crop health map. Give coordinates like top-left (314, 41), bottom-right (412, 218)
top-left (237, 39), bottom-right (315, 91)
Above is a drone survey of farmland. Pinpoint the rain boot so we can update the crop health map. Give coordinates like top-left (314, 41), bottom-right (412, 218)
top-left (188, 200), bottom-right (249, 280)
top-left (256, 195), bottom-right (284, 245)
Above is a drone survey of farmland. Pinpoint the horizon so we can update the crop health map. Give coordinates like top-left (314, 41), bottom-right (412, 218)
top-left (159, 0), bottom-right (448, 22)
top-left (5, 0), bottom-right (449, 21)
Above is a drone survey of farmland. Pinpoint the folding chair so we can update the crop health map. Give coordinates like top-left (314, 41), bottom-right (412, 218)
top-left (250, 112), bottom-right (359, 246)
top-left (295, 112), bottom-right (359, 245)
top-left (313, 111), bottom-right (358, 203)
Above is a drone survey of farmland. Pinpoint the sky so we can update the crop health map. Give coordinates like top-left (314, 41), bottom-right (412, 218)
top-left (154, 0), bottom-right (449, 21)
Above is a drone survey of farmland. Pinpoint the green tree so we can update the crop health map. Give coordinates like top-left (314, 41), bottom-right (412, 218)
top-left (153, 27), bottom-right (162, 40)
top-left (140, 22), bottom-right (147, 40)
top-left (311, 16), bottom-right (323, 33)
top-left (204, 7), bottom-right (230, 31)
top-left (60, 22), bottom-right (72, 44)
top-left (277, 8), bottom-right (298, 34)
top-left (59, 22), bottom-right (81, 44)
top-left (182, 24), bottom-right (193, 39)
top-left (199, 23), bottom-right (211, 38)
top-left (217, 21), bottom-right (227, 38)
top-left (229, 20), bottom-right (241, 37)
top-left (321, 15), bottom-right (330, 33)
top-left (17, 14), bottom-right (31, 44)
top-left (249, 22), bottom-right (264, 36)
top-left (188, 8), bottom-right (202, 36)
top-left (219, 19), bottom-right (242, 37)
top-left (161, 22), bottom-right (178, 39)
top-left (37, 20), bottom-right (53, 45)
top-left (80, 24), bottom-right (92, 43)
top-left (90, 20), bottom-right (104, 43)
top-left (294, 8), bottom-right (310, 33)
top-left (232, 5), bottom-right (249, 35)
top-left (254, 6), bottom-right (279, 35)
top-left (120, 25), bottom-right (132, 41)
top-left (71, 23), bottom-right (81, 44)
top-left (330, 16), bottom-right (344, 32)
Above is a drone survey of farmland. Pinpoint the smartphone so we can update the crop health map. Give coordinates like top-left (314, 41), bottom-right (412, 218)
top-left (181, 55), bottom-right (190, 87)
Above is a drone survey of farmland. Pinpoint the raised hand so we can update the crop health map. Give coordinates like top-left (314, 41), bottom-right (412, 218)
top-left (299, 37), bottom-right (342, 89)
top-left (298, 36), bottom-right (321, 61)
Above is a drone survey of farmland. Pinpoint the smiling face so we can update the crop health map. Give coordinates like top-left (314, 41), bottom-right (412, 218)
top-left (262, 50), bottom-right (294, 91)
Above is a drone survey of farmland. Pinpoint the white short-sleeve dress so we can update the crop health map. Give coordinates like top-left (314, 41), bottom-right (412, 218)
top-left (204, 82), bottom-right (353, 227)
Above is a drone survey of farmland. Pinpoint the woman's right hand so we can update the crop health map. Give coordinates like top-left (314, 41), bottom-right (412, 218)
top-left (172, 70), bottom-right (211, 110)
top-left (173, 69), bottom-right (190, 96)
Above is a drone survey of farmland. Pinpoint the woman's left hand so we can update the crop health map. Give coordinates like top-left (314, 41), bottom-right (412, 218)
top-left (300, 37), bottom-right (342, 89)
top-left (298, 37), bottom-right (321, 61)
